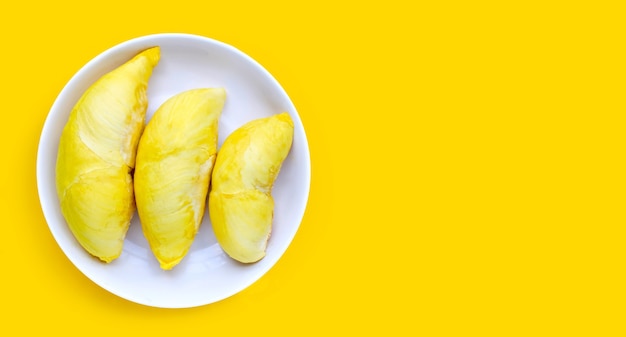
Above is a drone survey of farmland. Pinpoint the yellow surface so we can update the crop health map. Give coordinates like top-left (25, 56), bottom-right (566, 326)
top-left (2, 0), bottom-right (625, 335)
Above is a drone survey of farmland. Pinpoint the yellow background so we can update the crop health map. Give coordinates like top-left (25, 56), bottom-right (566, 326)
top-left (1, 0), bottom-right (624, 335)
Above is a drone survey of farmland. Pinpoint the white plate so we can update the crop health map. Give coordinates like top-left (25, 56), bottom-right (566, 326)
top-left (36, 34), bottom-right (311, 308)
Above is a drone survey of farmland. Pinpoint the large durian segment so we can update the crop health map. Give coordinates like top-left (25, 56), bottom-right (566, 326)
top-left (56, 47), bottom-right (160, 263)
top-left (134, 88), bottom-right (226, 270)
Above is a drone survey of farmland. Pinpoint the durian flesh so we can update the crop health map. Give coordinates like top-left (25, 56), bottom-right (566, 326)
top-left (209, 112), bottom-right (294, 263)
top-left (56, 47), bottom-right (160, 263)
top-left (134, 88), bottom-right (226, 270)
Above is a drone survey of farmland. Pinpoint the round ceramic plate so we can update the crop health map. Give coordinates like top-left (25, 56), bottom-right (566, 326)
top-left (36, 34), bottom-right (310, 308)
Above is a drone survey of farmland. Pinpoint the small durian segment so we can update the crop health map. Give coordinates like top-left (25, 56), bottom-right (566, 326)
top-left (56, 47), bottom-right (160, 263)
top-left (209, 112), bottom-right (294, 263)
top-left (135, 88), bottom-right (226, 270)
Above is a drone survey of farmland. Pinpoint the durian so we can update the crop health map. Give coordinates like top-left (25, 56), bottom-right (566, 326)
top-left (56, 47), bottom-right (160, 262)
top-left (134, 88), bottom-right (225, 270)
top-left (209, 112), bottom-right (294, 263)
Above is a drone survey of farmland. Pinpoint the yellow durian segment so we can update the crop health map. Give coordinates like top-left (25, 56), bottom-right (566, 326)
top-left (56, 47), bottom-right (160, 263)
top-left (209, 112), bottom-right (294, 263)
top-left (134, 88), bottom-right (226, 270)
